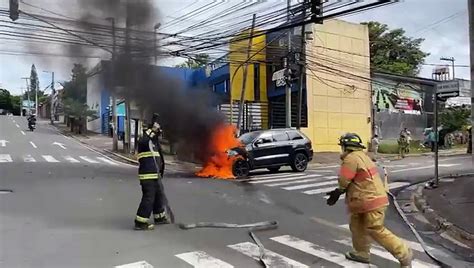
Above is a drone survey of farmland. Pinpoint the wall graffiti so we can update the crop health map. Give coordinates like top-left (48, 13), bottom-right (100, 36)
top-left (373, 79), bottom-right (423, 114)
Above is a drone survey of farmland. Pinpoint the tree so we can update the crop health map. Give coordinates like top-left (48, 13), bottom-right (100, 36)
top-left (61, 64), bottom-right (96, 134)
top-left (10, 95), bottom-right (21, 115)
top-left (440, 106), bottom-right (471, 133)
top-left (0, 88), bottom-right (13, 111)
top-left (24, 64), bottom-right (44, 101)
top-left (361, 21), bottom-right (430, 76)
top-left (176, 54), bottom-right (210, 69)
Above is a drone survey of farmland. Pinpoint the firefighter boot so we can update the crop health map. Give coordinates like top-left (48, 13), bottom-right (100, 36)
top-left (154, 212), bottom-right (170, 225)
top-left (134, 220), bottom-right (155, 231)
top-left (399, 248), bottom-right (413, 268)
top-left (345, 251), bottom-right (370, 264)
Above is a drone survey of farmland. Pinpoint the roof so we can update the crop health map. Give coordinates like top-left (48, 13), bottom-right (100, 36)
top-left (372, 72), bottom-right (439, 86)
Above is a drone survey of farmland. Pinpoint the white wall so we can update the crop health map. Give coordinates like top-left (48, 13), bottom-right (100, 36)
top-left (86, 73), bottom-right (103, 133)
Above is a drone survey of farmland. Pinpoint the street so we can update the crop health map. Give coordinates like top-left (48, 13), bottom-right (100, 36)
top-left (2, 115), bottom-right (471, 268)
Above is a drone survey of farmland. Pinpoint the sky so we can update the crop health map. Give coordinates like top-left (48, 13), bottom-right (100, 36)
top-left (0, 0), bottom-right (470, 95)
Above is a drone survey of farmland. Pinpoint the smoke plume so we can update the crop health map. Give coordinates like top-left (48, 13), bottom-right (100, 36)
top-left (76, 0), bottom-right (225, 161)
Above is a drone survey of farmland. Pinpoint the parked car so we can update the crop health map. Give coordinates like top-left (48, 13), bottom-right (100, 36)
top-left (229, 129), bottom-right (313, 178)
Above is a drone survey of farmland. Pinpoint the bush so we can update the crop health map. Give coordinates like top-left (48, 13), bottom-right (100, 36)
top-left (377, 140), bottom-right (431, 154)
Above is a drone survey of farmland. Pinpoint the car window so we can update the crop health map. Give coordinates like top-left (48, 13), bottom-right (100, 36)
top-left (239, 131), bottom-right (261, 145)
top-left (273, 132), bottom-right (289, 142)
top-left (288, 131), bottom-right (304, 140)
top-left (259, 132), bottom-right (273, 144)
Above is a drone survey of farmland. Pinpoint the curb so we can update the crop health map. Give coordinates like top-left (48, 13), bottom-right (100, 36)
top-left (413, 184), bottom-right (474, 259)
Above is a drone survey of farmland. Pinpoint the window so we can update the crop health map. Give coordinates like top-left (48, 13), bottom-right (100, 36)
top-left (254, 63), bottom-right (260, 101)
top-left (259, 132), bottom-right (273, 144)
top-left (288, 131), bottom-right (303, 140)
top-left (273, 132), bottom-right (289, 142)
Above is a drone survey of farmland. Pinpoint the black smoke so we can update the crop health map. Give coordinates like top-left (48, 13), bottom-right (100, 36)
top-left (76, 0), bottom-right (225, 161)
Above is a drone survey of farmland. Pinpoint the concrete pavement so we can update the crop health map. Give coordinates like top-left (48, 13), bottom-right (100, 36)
top-left (1, 115), bottom-right (468, 267)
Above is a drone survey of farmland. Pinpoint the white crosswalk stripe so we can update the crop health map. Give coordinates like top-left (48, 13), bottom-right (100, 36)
top-left (271, 235), bottom-right (368, 268)
top-left (97, 157), bottom-right (119, 166)
top-left (0, 154), bottom-right (13, 162)
top-left (79, 156), bottom-right (100, 163)
top-left (282, 180), bottom-right (338, 191)
top-left (335, 238), bottom-right (434, 268)
top-left (64, 156), bottom-right (80, 163)
top-left (23, 155), bottom-right (36, 162)
top-left (228, 242), bottom-right (308, 267)
top-left (249, 174), bottom-right (322, 184)
top-left (303, 186), bottom-right (338, 195)
top-left (42, 155), bottom-right (59, 163)
top-left (175, 251), bottom-right (234, 268)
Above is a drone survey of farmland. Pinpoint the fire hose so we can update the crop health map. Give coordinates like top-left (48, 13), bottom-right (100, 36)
top-left (179, 221), bottom-right (279, 268)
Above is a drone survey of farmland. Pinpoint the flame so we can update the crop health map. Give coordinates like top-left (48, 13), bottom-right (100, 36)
top-left (196, 124), bottom-right (243, 179)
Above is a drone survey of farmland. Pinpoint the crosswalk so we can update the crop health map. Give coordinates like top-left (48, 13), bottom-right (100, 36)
top-left (170, 233), bottom-right (436, 267)
top-left (244, 171), bottom-right (410, 199)
top-left (0, 153), bottom-right (119, 166)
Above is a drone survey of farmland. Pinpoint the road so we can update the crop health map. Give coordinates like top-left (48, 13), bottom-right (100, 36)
top-left (1, 115), bottom-right (472, 268)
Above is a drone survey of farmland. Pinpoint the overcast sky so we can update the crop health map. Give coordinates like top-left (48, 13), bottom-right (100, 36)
top-left (0, 0), bottom-right (470, 95)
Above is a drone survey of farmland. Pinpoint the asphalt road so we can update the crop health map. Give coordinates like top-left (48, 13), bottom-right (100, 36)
top-left (1, 115), bottom-right (472, 268)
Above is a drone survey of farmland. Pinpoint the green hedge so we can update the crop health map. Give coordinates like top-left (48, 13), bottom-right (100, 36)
top-left (377, 140), bottom-right (431, 154)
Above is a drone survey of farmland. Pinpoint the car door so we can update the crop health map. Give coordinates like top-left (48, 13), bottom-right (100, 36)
top-left (251, 132), bottom-right (277, 167)
top-left (271, 131), bottom-right (292, 164)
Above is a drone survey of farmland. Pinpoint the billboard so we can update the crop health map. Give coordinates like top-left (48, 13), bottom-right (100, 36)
top-left (373, 79), bottom-right (423, 114)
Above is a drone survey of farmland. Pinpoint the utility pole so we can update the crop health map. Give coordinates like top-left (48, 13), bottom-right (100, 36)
top-left (107, 17), bottom-right (118, 152)
top-left (21, 77), bottom-right (30, 114)
top-left (434, 92), bottom-right (439, 186)
top-left (469, 0), bottom-right (474, 160)
top-left (440, 57), bottom-right (455, 80)
top-left (285, 0), bottom-right (292, 128)
top-left (124, 6), bottom-right (132, 153)
top-left (236, 14), bottom-right (256, 135)
top-left (297, 0), bottom-right (307, 129)
top-left (51, 72), bottom-right (55, 124)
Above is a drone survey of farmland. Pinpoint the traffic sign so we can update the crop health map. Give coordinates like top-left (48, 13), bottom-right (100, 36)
top-left (437, 91), bottom-right (459, 101)
top-left (272, 69), bottom-right (285, 81)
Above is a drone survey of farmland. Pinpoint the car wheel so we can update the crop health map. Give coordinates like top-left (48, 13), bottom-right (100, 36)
top-left (267, 167), bottom-right (281, 173)
top-left (232, 159), bottom-right (250, 178)
top-left (291, 152), bottom-right (308, 172)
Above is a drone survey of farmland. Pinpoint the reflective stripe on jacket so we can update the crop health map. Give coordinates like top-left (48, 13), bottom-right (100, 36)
top-left (338, 150), bottom-right (388, 213)
top-left (137, 130), bottom-right (162, 180)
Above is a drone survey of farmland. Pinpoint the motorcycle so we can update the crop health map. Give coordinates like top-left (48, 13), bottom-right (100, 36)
top-left (28, 118), bottom-right (36, 131)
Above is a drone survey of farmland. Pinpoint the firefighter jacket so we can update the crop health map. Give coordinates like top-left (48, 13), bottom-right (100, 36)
top-left (137, 129), bottom-right (164, 180)
top-left (338, 150), bottom-right (389, 214)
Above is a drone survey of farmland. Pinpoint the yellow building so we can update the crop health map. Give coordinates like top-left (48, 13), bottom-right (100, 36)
top-left (301, 20), bottom-right (372, 152)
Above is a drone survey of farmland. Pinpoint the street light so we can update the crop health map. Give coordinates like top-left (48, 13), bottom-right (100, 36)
top-left (43, 70), bottom-right (55, 124)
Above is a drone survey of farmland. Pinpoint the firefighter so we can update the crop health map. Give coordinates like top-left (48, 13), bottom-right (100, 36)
top-left (134, 115), bottom-right (169, 230)
top-left (326, 133), bottom-right (413, 267)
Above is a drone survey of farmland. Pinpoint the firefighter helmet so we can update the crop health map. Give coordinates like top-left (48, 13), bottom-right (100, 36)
top-left (339, 133), bottom-right (366, 149)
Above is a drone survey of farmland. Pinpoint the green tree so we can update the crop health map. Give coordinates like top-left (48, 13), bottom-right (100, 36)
top-left (0, 88), bottom-right (13, 111)
top-left (176, 54), bottom-right (210, 69)
top-left (361, 21), bottom-right (430, 76)
top-left (62, 64), bottom-right (96, 134)
top-left (24, 64), bottom-right (44, 101)
top-left (10, 95), bottom-right (21, 115)
top-left (440, 106), bottom-right (470, 133)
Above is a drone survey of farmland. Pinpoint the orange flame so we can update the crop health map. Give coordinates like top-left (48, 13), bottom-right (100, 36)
top-left (196, 124), bottom-right (243, 179)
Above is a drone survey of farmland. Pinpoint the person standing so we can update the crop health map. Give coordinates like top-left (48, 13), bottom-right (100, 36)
top-left (371, 135), bottom-right (380, 157)
top-left (326, 133), bottom-right (413, 267)
top-left (134, 116), bottom-right (169, 230)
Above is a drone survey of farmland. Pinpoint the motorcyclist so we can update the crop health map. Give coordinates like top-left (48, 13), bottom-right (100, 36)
top-left (134, 114), bottom-right (169, 230)
top-left (326, 133), bottom-right (412, 267)
top-left (27, 113), bottom-right (37, 128)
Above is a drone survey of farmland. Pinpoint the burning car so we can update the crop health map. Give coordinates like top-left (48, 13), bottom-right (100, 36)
top-left (229, 129), bottom-right (313, 178)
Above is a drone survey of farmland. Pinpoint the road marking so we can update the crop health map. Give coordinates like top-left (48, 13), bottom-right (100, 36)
top-left (282, 180), bottom-right (338, 191)
top-left (253, 173), bottom-right (307, 180)
top-left (15, 123), bottom-right (20, 128)
top-left (228, 242), bottom-right (308, 267)
top-left (23, 155), bottom-right (36, 162)
top-left (0, 140), bottom-right (8, 147)
top-left (42, 155), bottom-right (59, 163)
top-left (175, 251), bottom-right (234, 268)
top-left (79, 156), bottom-right (99, 163)
top-left (97, 157), bottom-right (119, 166)
top-left (0, 154), bottom-right (13, 162)
top-left (29, 141), bottom-right (37, 148)
top-left (303, 186), bottom-right (338, 195)
top-left (314, 165), bottom-right (340, 169)
top-left (249, 174), bottom-right (322, 184)
top-left (21, 131), bottom-right (26, 135)
top-left (391, 164), bottom-right (461, 173)
top-left (115, 261), bottom-right (154, 268)
top-left (270, 235), bottom-right (368, 268)
top-left (266, 177), bottom-right (331, 187)
top-left (52, 142), bottom-right (66, 149)
top-left (388, 182), bottom-right (410, 190)
top-left (335, 238), bottom-right (435, 268)
top-left (64, 156), bottom-right (80, 163)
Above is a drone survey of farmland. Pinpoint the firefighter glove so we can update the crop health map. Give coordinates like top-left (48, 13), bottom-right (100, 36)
top-left (326, 188), bottom-right (345, 206)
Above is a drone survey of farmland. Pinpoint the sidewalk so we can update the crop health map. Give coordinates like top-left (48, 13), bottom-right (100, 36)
top-left (412, 175), bottom-right (474, 260)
